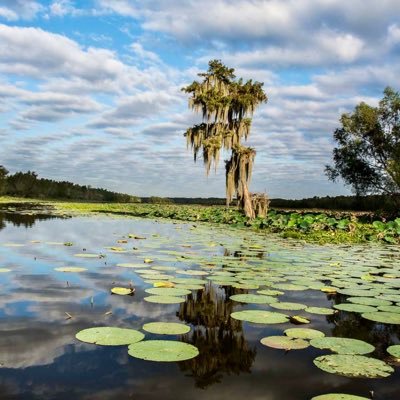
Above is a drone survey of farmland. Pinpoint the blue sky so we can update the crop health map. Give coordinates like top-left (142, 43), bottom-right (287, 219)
top-left (0, 0), bottom-right (399, 198)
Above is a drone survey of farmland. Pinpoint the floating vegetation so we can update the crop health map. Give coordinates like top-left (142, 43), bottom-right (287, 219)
top-left (145, 288), bottom-right (191, 296)
top-left (111, 287), bottom-right (134, 295)
top-left (230, 310), bottom-right (289, 324)
top-left (311, 395), bottom-right (370, 400)
top-left (313, 354), bottom-right (394, 378)
top-left (260, 336), bottom-right (309, 350)
top-left (144, 295), bottom-right (186, 304)
top-left (54, 267), bottom-right (87, 273)
top-left (361, 311), bottom-right (400, 324)
top-left (270, 302), bottom-right (307, 311)
top-left (229, 294), bottom-right (277, 304)
top-left (284, 328), bottom-right (325, 340)
top-left (310, 337), bottom-right (375, 355)
top-left (387, 345), bottom-right (400, 359)
top-left (76, 327), bottom-right (144, 346)
top-left (128, 340), bottom-right (199, 362)
top-left (142, 322), bottom-right (190, 335)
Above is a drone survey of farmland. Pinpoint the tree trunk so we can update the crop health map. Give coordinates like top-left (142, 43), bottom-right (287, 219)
top-left (241, 182), bottom-right (255, 219)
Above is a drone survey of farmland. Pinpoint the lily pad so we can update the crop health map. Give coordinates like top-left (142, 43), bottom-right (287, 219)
top-left (347, 297), bottom-right (392, 307)
top-left (313, 354), bottom-right (393, 378)
top-left (361, 311), bottom-right (400, 324)
top-left (142, 322), bottom-right (190, 335)
top-left (311, 395), bottom-right (370, 400)
top-left (144, 295), bottom-right (186, 304)
top-left (230, 294), bottom-right (277, 304)
top-left (0, 268), bottom-right (11, 273)
top-left (305, 307), bottom-right (335, 315)
top-left (260, 336), bottom-right (309, 350)
top-left (145, 288), bottom-right (191, 296)
top-left (284, 328), bottom-right (325, 340)
top-left (310, 337), bottom-right (374, 355)
top-left (387, 345), bottom-right (400, 359)
top-left (54, 267), bottom-right (87, 273)
top-left (111, 287), bottom-right (134, 295)
top-left (230, 310), bottom-right (289, 324)
top-left (270, 302), bottom-right (307, 311)
top-left (128, 340), bottom-right (199, 362)
top-left (334, 303), bottom-right (377, 313)
top-left (74, 253), bottom-right (100, 258)
top-left (76, 327), bottom-right (144, 346)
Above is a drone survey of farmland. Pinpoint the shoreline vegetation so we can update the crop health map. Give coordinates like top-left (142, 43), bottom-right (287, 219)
top-left (1, 196), bottom-right (399, 245)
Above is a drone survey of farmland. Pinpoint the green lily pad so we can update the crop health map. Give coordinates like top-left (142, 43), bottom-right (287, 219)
top-left (305, 307), bottom-right (335, 315)
top-left (334, 303), bottom-right (377, 313)
top-left (230, 310), bottom-right (289, 324)
top-left (284, 328), bottom-right (325, 340)
top-left (142, 322), bottom-right (190, 335)
top-left (347, 297), bottom-right (392, 307)
top-left (128, 340), bottom-right (199, 362)
top-left (260, 336), bottom-right (309, 350)
top-left (76, 327), bottom-right (144, 346)
top-left (111, 287), bottom-right (134, 295)
top-left (310, 337), bottom-right (374, 355)
top-left (257, 289), bottom-right (284, 296)
top-left (311, 394), bottom-right (371, 400)
top-left (387, 345), bottom-right (400, 359)
top-left (270, 302), bottom-right (307, 311)
top-left (54, 267), bottom-right (87, 273)
top-left (361, 311), bottom-right (400, 324)
top-left (145, 288), bottom-right (191, 296)
top-left (144, 295), bottom-right (186, 304)
top-left (74, 253), bottom-right (100, 258)
top-left (377, 305), bottom-right (400, 313)
top-left (0, 268), bottom-right (11, 273)
top-left (273, 283), bottom-right (308, 291)
top-left (116, 263), bottom-right (146, 268)
top-left (230, 294), bottom-right (277, 304)
top-left (313, 354), bottom-right (393, 378)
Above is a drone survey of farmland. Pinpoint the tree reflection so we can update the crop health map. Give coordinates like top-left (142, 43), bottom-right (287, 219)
top-left (0, 210), bottom-right (62, 231)
top-left (177, 283), bottom-right (256, 388)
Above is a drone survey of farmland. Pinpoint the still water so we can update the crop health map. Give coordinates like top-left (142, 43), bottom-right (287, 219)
top-left (0, 209), bottom-right (399, 399)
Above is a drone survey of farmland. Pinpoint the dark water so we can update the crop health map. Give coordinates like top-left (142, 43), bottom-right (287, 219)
top-left (0, 211), bottom-right (399, 400)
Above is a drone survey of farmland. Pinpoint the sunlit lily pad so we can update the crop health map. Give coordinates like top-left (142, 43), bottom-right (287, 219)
top-left (128, 340), bottom-right (199, 362)
top-left (111, 287), bottom-right (134, 295)
top-left (116, 263), bottom-right (146, 269)
top-left (284, 328), bottom-right (325, 340)
top-left (74, 253), bottom-right (100, 258)
top-left (378, 305), bottom-right (400, 313)
top-left (76, 327), bottom-right (144, 346)
top-left (334, 303), bottom-right (377, 313)
top-left (260, 336), bottom-right (309, 350)
top-left (142, 322), bottom-right (190, 335)
top-left (361, 311), bottom-right (400, 324)
top-left (257, 289), bottom-right (284, 296)
top-left (387, 345), bottom-right (400, 359)
top-left (310, 337), bottom-right (374, 355)
top-left (311, 394), bottom-right (371, 400)
top-left (274, 283), bottom-right (308, 291)
top-left (230, 310), bottom-right (289, 324)
top-left (347, 297), bottom-right (392, 307)
top-left (270, 302), bottom-right (307, 311)
top-left (54, 267), bottom-right (87, 273)
top-left (230, 294), bottom-right (277, 304)
top-left (144, 295), bottom-right (186, 304)
top-left (313, 354), bottom-right (393, 378)
top-left (145, 288), bottom-right (191, 296)
top-left (305, 307), bottom-right (335, 315)
top-left (0, 268), bottom-right (11, 273)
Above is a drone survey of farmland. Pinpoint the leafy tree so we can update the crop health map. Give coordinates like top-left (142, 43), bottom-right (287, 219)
top-left (182, 60), bottom-right (268, 218)
top-left (0, 165), bottom-right (8, 195)
top-left (326, 87), bottom-right (400, 203)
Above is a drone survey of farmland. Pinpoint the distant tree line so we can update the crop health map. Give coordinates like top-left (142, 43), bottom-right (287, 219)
top-left (0, 166), bottom-right (139, 202)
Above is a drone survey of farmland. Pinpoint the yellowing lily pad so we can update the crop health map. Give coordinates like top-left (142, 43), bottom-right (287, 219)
top-left (111, 287), bottom-right (134, 295)
top-left (311, 394), bottom-right (370, 400)
top-left (128, 340), bottom-right (199, 362)
top-left (76, 327), bottom-right (144, 346)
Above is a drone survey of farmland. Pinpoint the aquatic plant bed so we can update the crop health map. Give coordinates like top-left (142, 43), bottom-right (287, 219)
top-left (1, 197), bottom-right (399, 245)
top-left (0, 210), bottom-right (400, 399)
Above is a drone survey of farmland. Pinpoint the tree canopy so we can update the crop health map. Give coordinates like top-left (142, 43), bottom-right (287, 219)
top-left (326, 87), bottom-right (400, 201)
top-left (182, 60), bottom-right (268, 218)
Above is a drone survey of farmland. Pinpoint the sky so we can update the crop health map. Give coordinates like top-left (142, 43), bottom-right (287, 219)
top-left (0, 0), bottom-right (399, 199)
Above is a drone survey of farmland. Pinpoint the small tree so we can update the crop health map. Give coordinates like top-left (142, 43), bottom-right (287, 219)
top-left (182, 60), bottom-right (268, 218)
top-left (326, 87), bottom-right (400, 204)
top-left (0, 165), bottom-right (8, 195)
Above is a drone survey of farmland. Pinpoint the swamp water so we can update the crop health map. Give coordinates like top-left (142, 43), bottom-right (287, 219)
top-left (0, 210), bottom-right (399, 399)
